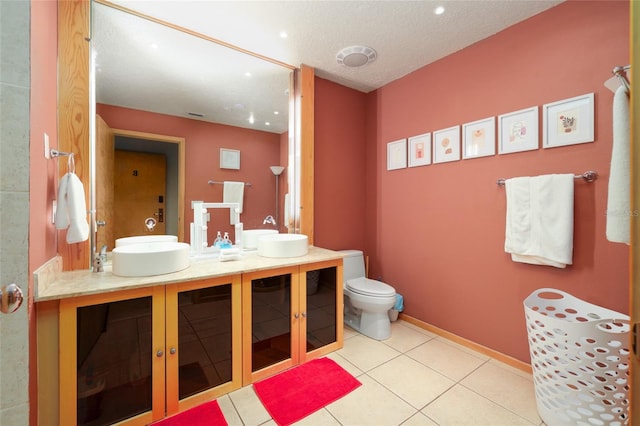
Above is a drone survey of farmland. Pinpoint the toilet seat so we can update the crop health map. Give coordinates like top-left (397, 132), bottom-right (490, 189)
top-left (346, 277), bottom-right (395, 297)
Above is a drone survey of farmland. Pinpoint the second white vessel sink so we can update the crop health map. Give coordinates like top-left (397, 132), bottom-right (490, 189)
top-left (112, 242), bottom-right (190, 277)
top-left (257, 234), bottom-right (309, 258)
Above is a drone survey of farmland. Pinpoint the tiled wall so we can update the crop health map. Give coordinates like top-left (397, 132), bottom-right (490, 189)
top-left (0, 0), bottom-right (31, 424)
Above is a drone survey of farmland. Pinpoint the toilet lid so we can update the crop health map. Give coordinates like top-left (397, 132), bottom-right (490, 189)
top-left (346, 277), bottom-right (395, 297)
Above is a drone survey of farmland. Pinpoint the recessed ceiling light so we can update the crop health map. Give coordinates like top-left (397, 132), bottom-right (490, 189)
top-left (279, 31), bottom-right (288, 38)
top-left (336, 45), bottom-right (377, 67)
top-left (265, 122), bottom-right (271, 126)
top-left (245, 72), bottom-right (252, 77)
top-left (150, 43), bottom-right (159, 49)
top-left (274, 111), bottom-right (279, 115)
top-left (248, 114), bottom-right (255, 124)
top-left (434, 6), bottom-right (445, 15)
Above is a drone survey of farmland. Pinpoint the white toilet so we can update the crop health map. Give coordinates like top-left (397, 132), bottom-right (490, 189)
top-left (340, 250), bottom-right (397, 340)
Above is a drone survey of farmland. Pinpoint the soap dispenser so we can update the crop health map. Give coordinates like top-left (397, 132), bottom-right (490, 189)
top-left (221, 232), bottom-right (233, 249)
top-left (213, 231), bottom-right (223, 247)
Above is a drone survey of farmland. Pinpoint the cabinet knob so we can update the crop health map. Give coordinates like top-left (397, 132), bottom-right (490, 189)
top-left (301, 312), bottom-right (307, 318)
top-left (156, 350), bottom-right (164, 358)
top-left (169, 347), bottom-right (176, 355)
top-left (294, 313), bottom-right (299, 319)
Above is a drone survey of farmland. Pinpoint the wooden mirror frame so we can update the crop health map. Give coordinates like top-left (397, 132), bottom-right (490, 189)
top-left (57, 0), bottom-right (314, 270)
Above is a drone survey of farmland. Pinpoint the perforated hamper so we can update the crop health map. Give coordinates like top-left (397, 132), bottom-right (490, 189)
top-left (524, 288), bottom-right (630, 426)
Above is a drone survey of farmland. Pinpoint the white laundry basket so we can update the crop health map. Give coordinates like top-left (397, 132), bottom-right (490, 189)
top-left (523, 288), bottom-right (630, 426)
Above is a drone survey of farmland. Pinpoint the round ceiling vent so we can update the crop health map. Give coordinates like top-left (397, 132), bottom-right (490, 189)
top-left (336, 45), bottom-right (377, 67)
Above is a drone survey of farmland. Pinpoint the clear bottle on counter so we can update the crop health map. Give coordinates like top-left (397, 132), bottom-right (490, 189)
top-left (213, 231), bottom-right (223, 247)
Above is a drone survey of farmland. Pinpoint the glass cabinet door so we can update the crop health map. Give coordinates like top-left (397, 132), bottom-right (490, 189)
top-left (242, 267), bottom-right (300, 384)
top-left (304, 266), bottom-right (338, 351)
top-left (165, 276), bottom-right (242, 415)
top-left (76, 297), bottom-right (153, 425)
top-left (251, 272), bottom-right (293, 371)
top-left (59, 286), bottom-right (164, 426)
top-left (177, 285), bottom-right (233, 397)
top-left (300, 260), bottom-right (344, 361)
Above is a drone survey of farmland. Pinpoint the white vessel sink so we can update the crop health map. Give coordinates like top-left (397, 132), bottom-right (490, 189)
top-left (112, 242), bottom-right (190, 277)
top-left (242, 229), bottom-right (278, 249)
top-left (115, 235), bottom-right (178, 247)
top-left (257, 234), bottom-right (309, 258)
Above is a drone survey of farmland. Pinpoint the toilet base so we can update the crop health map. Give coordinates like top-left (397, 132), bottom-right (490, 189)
top-left (344, 310), bottom-right (391, 340)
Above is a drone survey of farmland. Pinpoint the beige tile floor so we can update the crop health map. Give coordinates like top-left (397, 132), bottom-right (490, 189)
top-left (217, 320), bottom-right (544, 425)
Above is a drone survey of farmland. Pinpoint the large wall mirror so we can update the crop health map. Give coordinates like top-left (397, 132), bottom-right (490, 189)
top-left (90, 0), bottom-right (304, 254)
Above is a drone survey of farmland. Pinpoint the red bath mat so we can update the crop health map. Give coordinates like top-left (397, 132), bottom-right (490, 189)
top-left (151, 399), bottom-right (227, 426)
top-left (253, 357), bottom-right (362, 426)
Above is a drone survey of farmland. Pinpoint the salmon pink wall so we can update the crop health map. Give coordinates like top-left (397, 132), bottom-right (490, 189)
top-left (29, 1), bottom-right (59, 423)
top-left (364, 1), bottom-right (629, 362)
top-left (97, 104), bottom-right (283, 240)
top-left (29, 0), bottom-right (58, 282)
top-left (314, 77), bottom-right (368, 250)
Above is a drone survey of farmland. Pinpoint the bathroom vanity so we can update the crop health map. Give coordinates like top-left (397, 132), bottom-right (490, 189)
top-left (35, 247), bottom-right (344, 426)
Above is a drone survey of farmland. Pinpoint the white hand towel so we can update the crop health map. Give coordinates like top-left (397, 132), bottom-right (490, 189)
top-left (55, 172), bottom-right (89, 243)
top-left (54, 173), bottom-right (70, 230)
top-left (504, 174), bottom-right (574, 268)
top-left (223, 181), bottom-right (244, 224)
top-left (66, 173), bottom-right (89, 243)
top-left (606, 85), bottom-right (630, 244)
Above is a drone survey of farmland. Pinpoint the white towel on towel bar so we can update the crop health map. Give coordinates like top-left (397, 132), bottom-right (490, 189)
top-left (223, 181), bottom-right (244, 224)
top-left (606, 85), bottom-right (630, 244)
top-left (55, 172), bottom-right (90, 243)
top-left (504, 174), bottom-right (574, 268)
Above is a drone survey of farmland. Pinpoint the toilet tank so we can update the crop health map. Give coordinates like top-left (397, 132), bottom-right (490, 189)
top-left (339, 250), bottom-right (366, 282)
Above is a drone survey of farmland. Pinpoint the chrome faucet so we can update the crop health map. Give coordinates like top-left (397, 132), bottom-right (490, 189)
top-left (263, 215), bottom-right (276, 226)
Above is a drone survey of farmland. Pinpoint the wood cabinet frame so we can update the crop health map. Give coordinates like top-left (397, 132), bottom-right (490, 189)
top-left (46, 258), bottom-right (342, 425)
top-left (58, 275), bottom-right (242, 425)
top-left (241, 260), bottom-right (343, 385)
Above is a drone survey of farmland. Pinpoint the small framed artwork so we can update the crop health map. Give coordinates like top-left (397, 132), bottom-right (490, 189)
top-left (408, 133), bottom-right (431, 167)
top-left (543, 92), bottom-right (594, 148)
top-left (433, 125), bottom-right (460, 164)
top-left (220, 148), bottom-right (241, 170)
top-left (387, 138), bottom-right (407, 170)
top-left (462, 117), bottom-right (495, 159)
top-left (498, 106), bottom-right (539, 155)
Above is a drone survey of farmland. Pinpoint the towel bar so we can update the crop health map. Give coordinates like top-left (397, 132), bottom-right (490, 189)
top-left (496, 170), bottom-right (598, 186)
top-left (207, 180), bottom-right (252, 186)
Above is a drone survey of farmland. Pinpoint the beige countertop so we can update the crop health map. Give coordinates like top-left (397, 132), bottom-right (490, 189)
top-left (34, 246), bottom-right (344, 302)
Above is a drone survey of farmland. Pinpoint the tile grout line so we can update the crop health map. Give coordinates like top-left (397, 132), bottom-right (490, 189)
top-left (455, 381), bottom-right (540, 426)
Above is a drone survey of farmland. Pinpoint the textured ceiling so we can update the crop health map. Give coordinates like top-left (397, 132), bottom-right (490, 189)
top-left (96, 0), bottom-right (564, 133)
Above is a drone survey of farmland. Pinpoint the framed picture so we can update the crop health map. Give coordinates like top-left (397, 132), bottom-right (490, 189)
top-left (433, 125), bottom-right (460, 164)
top-left (387, 138), bottom-right (407, 170)
top-left (543, 93), bottom-right (594, 148)
top-left (408, 133), bottom-right (431, 167)
top-left (462, 117), bottom-right (495, 159)
top-left (220, 148), bottom-right (240, 170)
top-left (498, 106), bottom-right (539, 155)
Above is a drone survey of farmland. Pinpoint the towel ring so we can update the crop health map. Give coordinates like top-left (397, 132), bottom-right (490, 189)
top-left (50, 149), bottom-right (76, 174)
top-left (67, 153), bottom-right (76, 174)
